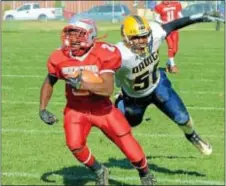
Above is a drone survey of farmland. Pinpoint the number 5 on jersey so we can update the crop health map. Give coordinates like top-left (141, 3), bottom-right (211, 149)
top-left (133, 71), bottom-right (150, 91)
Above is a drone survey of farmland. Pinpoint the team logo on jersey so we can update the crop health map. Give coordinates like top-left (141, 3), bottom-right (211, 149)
top-left (62, 65), bottom-right (99, 75)
top-left (132, 52), bottom-right (159, 74)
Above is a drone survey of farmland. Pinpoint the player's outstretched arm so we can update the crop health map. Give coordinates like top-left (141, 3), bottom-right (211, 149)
top-left (162, 12), bottom-right (225, 37)
top-left (39, 74), bottom-right (58, 125)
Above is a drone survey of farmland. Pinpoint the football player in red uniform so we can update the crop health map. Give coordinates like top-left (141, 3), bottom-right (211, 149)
top-left (39, 18), bottom-right (156, 186)
top-left (154, 0), bottom-right (183, 73)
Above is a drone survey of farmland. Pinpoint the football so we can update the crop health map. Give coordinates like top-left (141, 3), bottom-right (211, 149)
top-left (68, 70), bottom-right (103, 96)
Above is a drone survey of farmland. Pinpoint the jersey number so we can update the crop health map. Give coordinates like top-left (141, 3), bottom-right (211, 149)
top-left (133, 71), bottom-right (149, 91)
top-left (101, 43), bottom-right (115, 52)
top-left (167, 10), bottom-right (175, 21)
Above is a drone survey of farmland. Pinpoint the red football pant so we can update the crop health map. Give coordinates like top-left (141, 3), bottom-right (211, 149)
top-left (64, 105), bottom-right (146, 166)
top-left (166, 31), bottom-right (179, 58)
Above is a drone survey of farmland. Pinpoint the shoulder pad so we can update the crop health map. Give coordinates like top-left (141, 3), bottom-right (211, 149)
top-left (92, 42), bottom-right (120, 60)
top-left (48, 49), bottom-right (68, 65)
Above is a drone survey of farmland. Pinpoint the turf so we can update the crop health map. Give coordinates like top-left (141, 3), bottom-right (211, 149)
top-left (1, 20), bottom-right (225, 185)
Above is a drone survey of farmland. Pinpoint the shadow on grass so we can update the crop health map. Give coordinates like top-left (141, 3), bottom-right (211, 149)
top-left (41, 156), bottom-right (205, 185)
top-left (41, 165), bottom-right (134, 186)
top-left (105, 157), bottom-right (205, 177)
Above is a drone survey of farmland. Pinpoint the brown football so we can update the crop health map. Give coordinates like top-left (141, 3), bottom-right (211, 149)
top-left (68, 70), bottom-right (103, 96)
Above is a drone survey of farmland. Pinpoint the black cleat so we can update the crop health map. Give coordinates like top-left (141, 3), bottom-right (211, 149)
top-left (95, 165), bottom-right (109, 186)
top-left (140, 172), bottom-right (157, 185)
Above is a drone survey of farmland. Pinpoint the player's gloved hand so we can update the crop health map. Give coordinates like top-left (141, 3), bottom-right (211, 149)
top-left (166, 64), bottom-right (179, 74)
top-left (203, 12), bottom-right (225, 23)
top-left (39, 109), bottom-right (58, 125)
top-left (65, 70), bottom-right (83, 90)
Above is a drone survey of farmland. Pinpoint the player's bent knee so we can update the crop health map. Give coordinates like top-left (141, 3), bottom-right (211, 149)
top-left (71, 146), bottom-right (84, 154)
top-left (174, 112), bottom-right (189, 126)
top-left (128, 117), bottom-right (143, 127)
top-left (125, 108), bottom-right (144, 127)
top-left (117, 132), bottom-right (145, 162)
top-left (66, 141), bottom-right (85, 152)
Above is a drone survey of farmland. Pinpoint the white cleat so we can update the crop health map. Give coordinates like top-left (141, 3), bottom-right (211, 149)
top-left (185, 132), bottom-right (213, 156)
top-left (193, 139), bottom-right (212, 156)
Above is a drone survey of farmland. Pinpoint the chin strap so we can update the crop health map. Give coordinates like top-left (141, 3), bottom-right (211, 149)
top-left (95, 34), bottom-right (108, 41)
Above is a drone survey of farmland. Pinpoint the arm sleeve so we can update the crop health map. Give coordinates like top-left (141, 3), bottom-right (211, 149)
top-left (162, 14), bottom-right (205, 37)
top-left (48, 73), bottom-right (58, 86)
top-left (47, 56), bottom-right (58, 76)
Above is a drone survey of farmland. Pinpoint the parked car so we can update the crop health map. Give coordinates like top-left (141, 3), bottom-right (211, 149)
top-left (217, 1), bottom-right (225, 17)
top-left (181, 2), bottom-right (215, 17)
top-left (3, 3), bottom-right (63, 21)
top-left (69, 4), bottom-right (131, 23)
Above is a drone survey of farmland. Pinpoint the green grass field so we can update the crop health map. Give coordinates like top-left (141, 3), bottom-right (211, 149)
top-left (1, 21), bottom-right (225, 185)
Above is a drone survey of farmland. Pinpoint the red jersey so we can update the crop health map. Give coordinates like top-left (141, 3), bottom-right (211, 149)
top-left (47, 42), bottom-right (121, 109)
top-left (154, 1), bottom-right (182, 23)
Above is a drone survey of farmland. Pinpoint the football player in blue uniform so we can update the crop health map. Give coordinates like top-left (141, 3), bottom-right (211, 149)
top-left (115, 13), bottom-right (224, 156)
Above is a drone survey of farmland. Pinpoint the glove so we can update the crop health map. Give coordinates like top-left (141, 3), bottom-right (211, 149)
top-left (65, 70), bottom-right (83, 90)
top-left (39, 109), bottom-right (58, 125)
top-left (203, 12), bottom-right (225, 23)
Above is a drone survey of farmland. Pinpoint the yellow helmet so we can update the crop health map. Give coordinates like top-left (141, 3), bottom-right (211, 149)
top-left (121, 15), bottom-right (151, 39)
top-left (121, 15), bottom-right (152, 55)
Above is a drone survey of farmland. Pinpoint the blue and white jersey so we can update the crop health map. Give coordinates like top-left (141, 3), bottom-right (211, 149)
top-left (115, 21), bottom-right (167, 98)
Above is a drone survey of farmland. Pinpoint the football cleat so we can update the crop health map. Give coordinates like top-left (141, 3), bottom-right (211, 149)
top-left (95, 165), bottom-right (109, 186)
top-left (140, 172), bottom-right (157, 185)
top-left (185, 132), bottom-right (212, 156)
top-left (166, 64), bottom-right (179, 73)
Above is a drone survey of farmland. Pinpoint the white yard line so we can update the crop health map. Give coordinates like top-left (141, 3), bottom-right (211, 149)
top-left (0, 128), bottom-right (223, 139)
top-left (1, 74), bottom-right (222, 82)
top-left (179, 90), bottom-right (223, 95)
top-left (1, 172), bottom-right (224, 185)
top-left (2, 74), bottom-right (44, 78)
top-left (1, 100), bottom-right (224, 110)
top-left (1, 86), bottom-right (224, 95)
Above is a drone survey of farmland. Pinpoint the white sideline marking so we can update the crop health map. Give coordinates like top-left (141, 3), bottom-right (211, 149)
top-left (1, 100), bottom-right (224, 111)
top-left (0, 128), bottom-right (223, 139)
top-left (179, 90), bottom-right (223, 95)
top-left (2, 100), bottom-right (224, 111)
top-left (1, 172), bottom-right (224, 185)
top-left (2, 66), bottom-right (46, 70)
top-left (1, 74), bottom-right (222, 82)
top-left (2, 74), bottom-right (43, 78)
top-left (1, 86), bottom-right (223, 95)
top-left (181, 28), bottom-right (224, 31)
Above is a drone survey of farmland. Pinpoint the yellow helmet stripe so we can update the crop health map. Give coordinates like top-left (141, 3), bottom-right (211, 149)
top-left (132, 15), bottom-right (145, 30)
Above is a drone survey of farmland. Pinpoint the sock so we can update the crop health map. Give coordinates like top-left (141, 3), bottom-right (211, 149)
top-left (72, 146), bottom-right (95, 167)
top-left (166, 58), bottom-right (175, 66)
top-left (132, 157), bottom-right (149, 177)
top-left (89, 160), bottom-right (103, 173)
top-left (169, 57), bottom-right (175, 66)
top-left (179, 118), bottom-right (194, 135)
top-left (185, 131), bottom-right (200, 142)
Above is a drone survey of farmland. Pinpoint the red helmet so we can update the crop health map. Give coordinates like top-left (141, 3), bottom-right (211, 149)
top-left (61, 18), bottom-right (97, 57)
